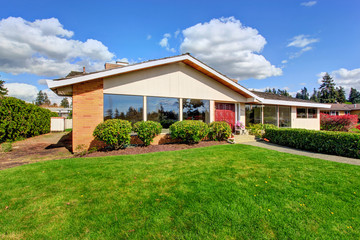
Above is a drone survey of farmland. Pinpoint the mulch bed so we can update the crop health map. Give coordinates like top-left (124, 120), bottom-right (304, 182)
top-left (82, 141), bottom-right (228, 158)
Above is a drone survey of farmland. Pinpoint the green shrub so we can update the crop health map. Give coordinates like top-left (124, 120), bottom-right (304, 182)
top-left (247, 123), bottom-right (277, 138)
top-left (0, 97), bottom-right (57, 143)
top-left (170, 120), bottom-right (209, 144)
top-left (208, 121), bottom-right (232, 141)
top-left (133, 121), bottom-right (162, 146)
top-left (1, 142), bottom-right (12, 152)
top-left (93, 119), bottom-right (132, 149)
top-left (264, 128), bottom-right (360, 158)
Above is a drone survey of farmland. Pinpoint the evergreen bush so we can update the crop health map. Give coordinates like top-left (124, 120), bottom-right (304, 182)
top-left (0, 97), bottom-right (57, 143)
top-left (93, 119), bottom-right (132, 149)
top-left (133, 121), bottom-right (162, 146)
top-left (170, 120), bottom-right (209, 144)
top-left (208, 121), bottom-right (232, 141)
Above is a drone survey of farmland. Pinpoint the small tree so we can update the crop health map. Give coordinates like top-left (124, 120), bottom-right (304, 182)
top-left (318, 73), bottom-right (337, 103)
top-left (295, 87), bottom-right (310, 100)
top-left (35, 90), bottom-right (45, 106)
top-left (310, 88), bottom-right (319, 102)
top-left (348, 88), bottom-right (360, 104)
top-left (0, 79), bottom-right (8, 96)
top-left (336, 86), bottom-right (346, 103)
top-left (60, 97), bottom-right (70, 108)
top-left (43, 92), bottom-right (51, 106)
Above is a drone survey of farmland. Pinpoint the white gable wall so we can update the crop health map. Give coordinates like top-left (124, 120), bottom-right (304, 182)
top-left (103, 62), bottom-right (247, 102)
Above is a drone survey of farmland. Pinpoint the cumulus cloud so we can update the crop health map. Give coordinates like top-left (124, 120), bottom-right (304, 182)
top-left (159, 33), bottom-right (175, 52)
top-left (4, 83), bottom-right (38, 102)
top-left (318, 68), bottom-right (360, 94)
top-left (180, 17), bottom-right (282, 80)
top-left (301, 1), bottom-right (317, 7)
top-left (0, 17), bottom-right (115, 77)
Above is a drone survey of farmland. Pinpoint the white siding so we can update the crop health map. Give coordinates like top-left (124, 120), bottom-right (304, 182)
top-left (103, 62), bottom-right (247, 102)
top-left (291, 107), bottom-right (320, 130)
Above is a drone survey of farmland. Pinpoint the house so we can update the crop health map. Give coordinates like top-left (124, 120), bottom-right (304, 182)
top-left (47, 54), bottom-right (330, 151)
top-left (320, 103), bottom-right (360, 118)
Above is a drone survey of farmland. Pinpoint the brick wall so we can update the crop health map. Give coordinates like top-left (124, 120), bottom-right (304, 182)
top-left (72, 79), bottom-right (104, 152)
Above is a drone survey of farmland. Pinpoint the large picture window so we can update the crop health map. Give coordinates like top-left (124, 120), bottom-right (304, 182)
top-left (245, 104), bottom-right (262, 126)
top-left (183, 99), bottom-right (210, 123)
top-left (279, 106), bottom-right (291, 128)
top-left (263, 105), bottom-right (277, 125)
top-left (104, 94), bottom-right (143, 124)
top-left (147, 97), bottom-right (179, 128)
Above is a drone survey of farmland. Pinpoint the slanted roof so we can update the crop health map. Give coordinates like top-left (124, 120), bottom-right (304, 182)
top-left (251, 91), bottom-right (331, 108)
top-left (47, 54), bottom-right (259, 100)
top-left (326, 103), bottom-right (360, 111)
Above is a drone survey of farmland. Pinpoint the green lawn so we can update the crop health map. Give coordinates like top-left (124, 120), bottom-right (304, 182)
top-left (0, 145), bottom-right (359, 239)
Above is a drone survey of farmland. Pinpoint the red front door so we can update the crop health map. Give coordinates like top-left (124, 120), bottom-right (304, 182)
top-left (215, 103), bottom-right (235, 131)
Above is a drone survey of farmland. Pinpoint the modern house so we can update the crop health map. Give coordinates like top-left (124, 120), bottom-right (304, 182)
top-left (47, 54), bottom-right (330, 151)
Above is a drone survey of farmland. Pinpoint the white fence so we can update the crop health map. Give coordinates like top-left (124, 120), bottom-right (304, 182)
top-left (51, 117), bottom-right (72, 132)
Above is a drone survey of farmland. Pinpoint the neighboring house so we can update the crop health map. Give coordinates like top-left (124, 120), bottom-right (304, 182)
top-left (47, 54), bottom-right (330, 151)
top-left (44, 107), bottom-right (72, 118)
top-left (320, 103), bottom-right (360, 117)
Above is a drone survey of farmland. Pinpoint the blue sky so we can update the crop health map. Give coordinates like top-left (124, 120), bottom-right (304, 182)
top-left (0, 0), bottom-right (359, 103)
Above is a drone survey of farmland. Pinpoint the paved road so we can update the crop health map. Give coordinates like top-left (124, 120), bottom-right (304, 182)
top-left (241, 141), bottom-right (360, 166)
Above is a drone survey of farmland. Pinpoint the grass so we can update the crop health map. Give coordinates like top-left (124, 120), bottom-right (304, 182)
top-left (0, 144), bottom-right (359, 239)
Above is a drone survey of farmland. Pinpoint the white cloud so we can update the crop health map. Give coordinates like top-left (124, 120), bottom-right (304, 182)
top-left (286, 35), bottom-right (318, 60)
top-left (174, 29), bottom-right (180, 38)
top-left (318, 68), bottom-right (360, 94)
top-left (147, 34), bottom-right (152, 40)
top-left (4, 83), bottom-right (38, 102)
top-left (5, 82), bottom-right (70, 105)
top-left (281, 60), bottom-right (288, 64)
top-left (0, 17), bottom-right (115, 77)
top-left (287, 35), bottom-right (319, 48)
top-left (180, 17), bottom-right (282, 80)
top-left (301, 1), bottom-right (317, 7)
top-left (159, 33), bottom-right (176, 52)
top-left (38, 79), bottom-right (48, 85)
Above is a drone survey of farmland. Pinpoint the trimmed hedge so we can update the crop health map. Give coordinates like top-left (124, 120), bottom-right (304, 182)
top-left (264, 128), bottom-right (360, 158)
top-left (170, 120), bottom-right (209, 144)
top-left (0, 97), bottom-right (57, 143)
top-left (133, 121), bottom-right (162, 146)
top-left (320, 113), bottom-right (358, 132)
top-left (93, 119), bottom-right (132, 149)
top-left (208, 121), bottom-right (232, 141)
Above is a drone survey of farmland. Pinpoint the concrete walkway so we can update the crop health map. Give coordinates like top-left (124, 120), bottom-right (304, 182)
top-left (240, 141), bottom-right (360, 166)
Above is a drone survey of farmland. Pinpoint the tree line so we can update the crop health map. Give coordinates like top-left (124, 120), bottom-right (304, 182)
top-left (265, 73), bottom-right (360, 104)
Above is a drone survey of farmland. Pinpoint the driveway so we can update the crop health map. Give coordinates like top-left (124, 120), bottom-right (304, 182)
top-left (0, 132), bottom-right (73, 170)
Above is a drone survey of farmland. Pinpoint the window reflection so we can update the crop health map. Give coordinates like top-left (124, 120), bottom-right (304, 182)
top-left (279, 106), bottom-right (291, 127)
top-left (245, 104), bottom-right (262, 126)
top-left (183, 99), bottom-right (210, 123)
top-left (104, 94), bottom-right (143, 124)
top-left (147, 97), bottom-right (179, 128)
top-left (263, 106), bottom-right (277, 125)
